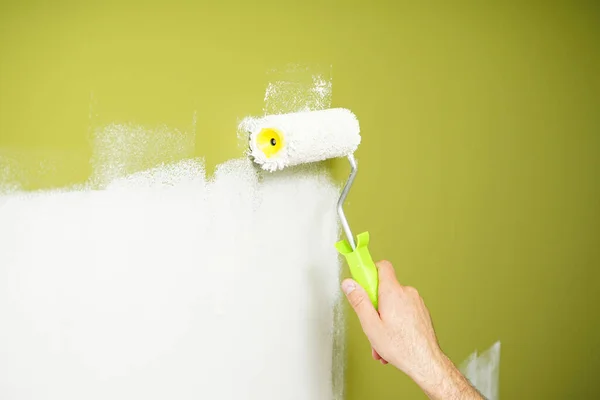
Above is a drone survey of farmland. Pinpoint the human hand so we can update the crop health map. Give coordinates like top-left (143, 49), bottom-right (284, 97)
top-left (341, 260), bottom-right (483, 400)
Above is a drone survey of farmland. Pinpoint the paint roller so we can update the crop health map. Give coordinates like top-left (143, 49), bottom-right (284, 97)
top-left (242, 108), bottom-right (379, 309)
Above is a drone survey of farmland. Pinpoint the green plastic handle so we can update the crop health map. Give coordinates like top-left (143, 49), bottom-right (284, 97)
top-left (335, 231), bottom-right (379, 309)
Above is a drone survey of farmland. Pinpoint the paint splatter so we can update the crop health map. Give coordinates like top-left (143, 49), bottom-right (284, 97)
top-left (460, 341), bottom-right (501, 400)
top-left (0, 155), bottom-right (22, 193)
top-left (262, 64), bottom-right (333, 115)
top-left (0, 150), bottom-right (64, 193)
top-left (90, 122), bottom-right (195, 187)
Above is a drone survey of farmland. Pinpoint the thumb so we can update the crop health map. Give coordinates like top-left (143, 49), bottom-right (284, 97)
top-left (342, 279), bottom-right (381, 335)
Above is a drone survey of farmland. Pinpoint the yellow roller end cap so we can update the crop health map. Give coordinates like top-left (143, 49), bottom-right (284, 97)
top-left (256, 128), bottom-right (283, 158)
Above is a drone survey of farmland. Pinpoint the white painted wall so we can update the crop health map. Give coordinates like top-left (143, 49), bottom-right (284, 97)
top-left (0, 64), bottom-right (346, 399)
top-left (0, 155), bottom-right (343, 399)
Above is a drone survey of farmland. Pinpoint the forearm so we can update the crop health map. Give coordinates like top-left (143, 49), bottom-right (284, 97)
top-left (417, 353), bottom-right (484, 400)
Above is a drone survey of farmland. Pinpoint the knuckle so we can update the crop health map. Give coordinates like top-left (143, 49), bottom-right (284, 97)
top-left (350, 293), bottom-right (366, 309)
top-left (377, 260), bottom-right (393, 270)
top-left (405, 286), bottom-right (419, 296)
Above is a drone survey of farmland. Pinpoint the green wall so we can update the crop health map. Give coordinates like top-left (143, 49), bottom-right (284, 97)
top-left (1, 1), bottom-right (599, 398)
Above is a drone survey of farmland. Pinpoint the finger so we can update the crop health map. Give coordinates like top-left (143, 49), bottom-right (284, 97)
top-left (341, 279), bottom-right (381, 336)
top-left (373, 348), bottom-right (388, 364)
top-left (376, 260), bottom-right (399, 286)
top-left (372, 348), bottom-right (381, 360)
